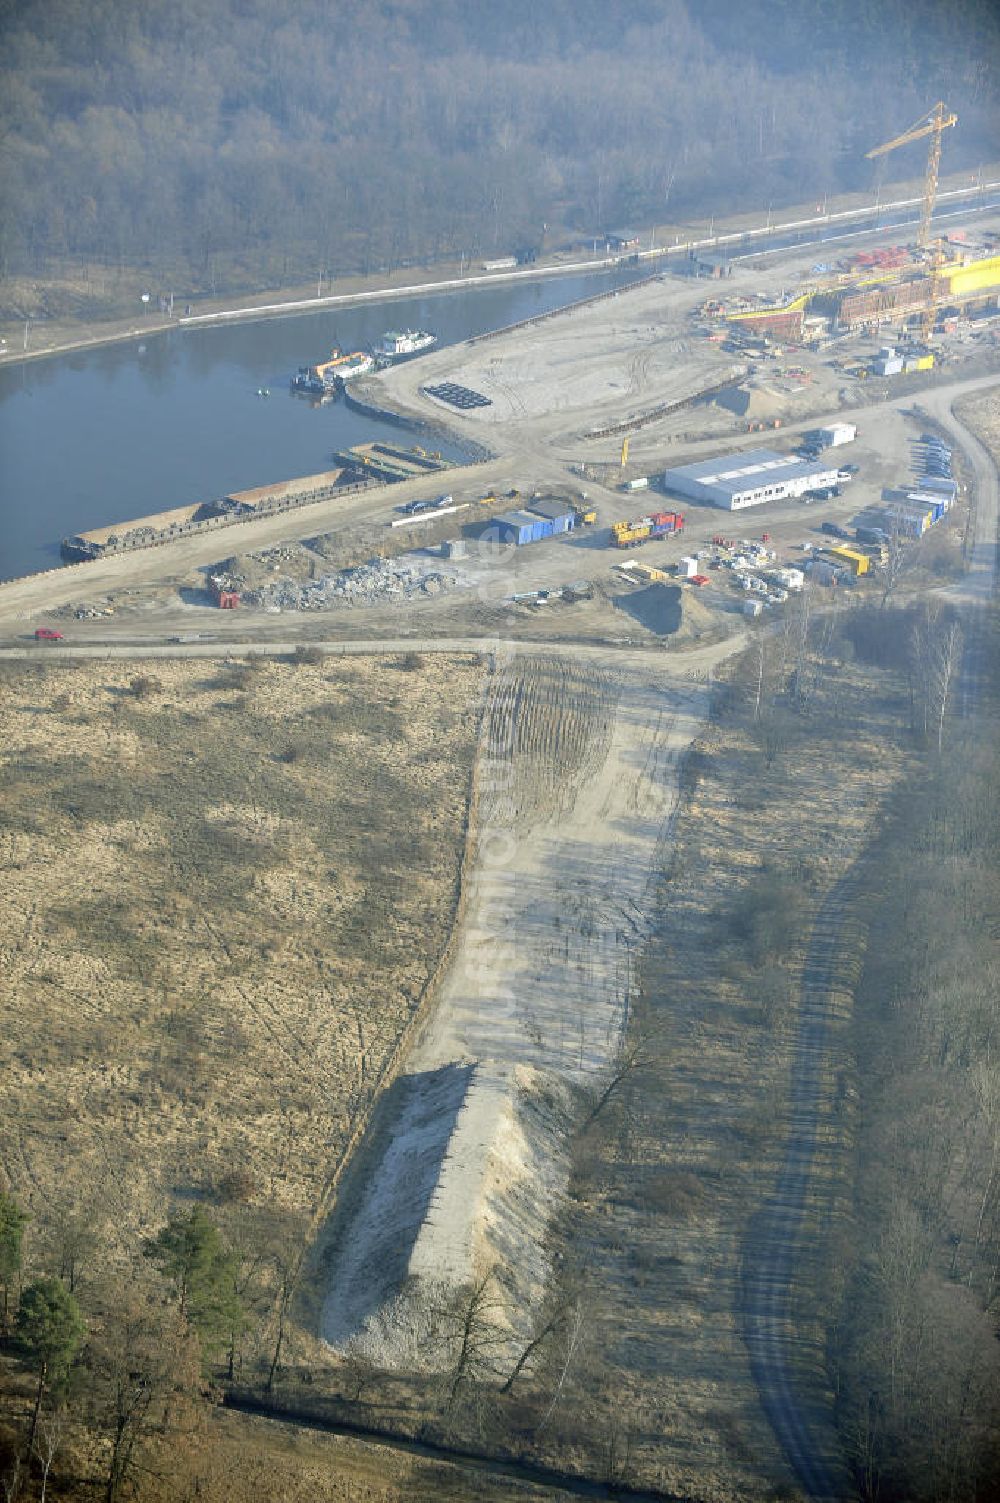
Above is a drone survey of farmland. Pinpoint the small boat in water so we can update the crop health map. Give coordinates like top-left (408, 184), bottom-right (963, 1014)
top-left (376, 328), bottom-right (437, 360)
top-left (291, 348), bottom-right (342, 394)
top-left (290, 346), bottom-right (375, 394)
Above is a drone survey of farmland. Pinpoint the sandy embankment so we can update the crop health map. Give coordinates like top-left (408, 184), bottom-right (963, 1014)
top-left (321, 652), bottom-right (712, 1367)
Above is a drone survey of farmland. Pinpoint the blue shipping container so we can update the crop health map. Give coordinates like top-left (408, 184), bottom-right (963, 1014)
top-left (494, 509), bottom-right (556, 545)
top-left (526, 499), bottom-right (577, 534)
top-left (494, 511), bottom-right (533, 545)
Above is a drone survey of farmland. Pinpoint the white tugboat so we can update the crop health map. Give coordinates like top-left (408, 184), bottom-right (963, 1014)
top-left (376, 328), bottom-right (437, 360)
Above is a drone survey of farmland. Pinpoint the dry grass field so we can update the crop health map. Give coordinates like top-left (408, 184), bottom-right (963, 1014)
top-left (958, 386), bottom-right (1000, 460)
top-left (0, 652), bottom-right (483, 1274)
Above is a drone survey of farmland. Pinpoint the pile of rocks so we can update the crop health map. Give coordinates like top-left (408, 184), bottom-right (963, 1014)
top-left (241, 555), bottom-right (461, 612)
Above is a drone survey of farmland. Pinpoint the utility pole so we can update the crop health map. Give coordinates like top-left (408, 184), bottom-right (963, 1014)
top-left (24, 320), bottom-right (30, 351)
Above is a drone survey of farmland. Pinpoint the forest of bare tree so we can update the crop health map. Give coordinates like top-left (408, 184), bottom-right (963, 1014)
top-left (831, 605), bottom-right (1000, 1501)
top-left (1, 0), bottom-right (998, 294)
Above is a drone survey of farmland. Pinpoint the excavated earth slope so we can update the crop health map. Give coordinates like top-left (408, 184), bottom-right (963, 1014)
top-left (321, 652), bottom-right (711, 1367)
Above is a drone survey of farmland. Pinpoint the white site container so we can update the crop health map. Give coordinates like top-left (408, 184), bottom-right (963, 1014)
top-left (679, 555), bottom-right (699, 578)
top-left (773, 566), bottom-right (804, 590)
top-left (625, 476), bottom-right (650, 492)
top-left (818, 422), bottom-right (857, 447)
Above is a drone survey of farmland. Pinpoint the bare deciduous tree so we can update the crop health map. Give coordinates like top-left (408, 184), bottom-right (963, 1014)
top-left (33, 1404), bottom-right (68, 1503)
top-left (90, 1294), bottom-right (200, 1503)
top-left (583, 1023), bottom-right (661, 1129)
top-left (929, 619), bottom-right (963, 754)
top-left (880, 510), bottom-right (912, 609)
top-left (436, 1271), bottom-right (507, 1408)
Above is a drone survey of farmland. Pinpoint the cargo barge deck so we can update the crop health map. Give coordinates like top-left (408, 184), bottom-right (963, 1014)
top-left (58, 442), bottom-right (460, 563)
top-left (60, 467), bottom-right (371, 562)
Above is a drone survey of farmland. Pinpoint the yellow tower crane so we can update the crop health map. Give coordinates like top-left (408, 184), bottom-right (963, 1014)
top-left (866, 101), bottom-right (957, 248)
top-left (866, 102), bottom-right (957, 338)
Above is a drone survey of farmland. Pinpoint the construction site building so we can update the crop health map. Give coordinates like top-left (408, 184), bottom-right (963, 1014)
top-left (494, 498), bottom-right (577, 546)
top-left (729, 305), bottom-right (805, 338)
top-left (661, 448), bottom-right (840, 511)
top-left (526, 497), bottom-right (578, 534)
top-left (837, 281), bottom-right (931, 331)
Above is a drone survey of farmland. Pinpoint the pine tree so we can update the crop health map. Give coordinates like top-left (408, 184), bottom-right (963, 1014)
top-left (143, 1208), bottom-right (246, 1358)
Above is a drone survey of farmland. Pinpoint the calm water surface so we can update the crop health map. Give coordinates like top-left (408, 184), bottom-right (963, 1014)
top-left (0, 266), bottom-right (644, 579)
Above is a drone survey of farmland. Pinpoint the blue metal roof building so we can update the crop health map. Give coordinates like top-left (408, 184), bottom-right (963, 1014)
top-left (495, 510), bottom-right (549, 546)
top-left (493, 501), bottom-right (577, 545)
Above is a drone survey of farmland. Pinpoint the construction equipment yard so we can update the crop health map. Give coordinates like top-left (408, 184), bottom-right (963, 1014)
top-left (1, 199), bottom-right (1000, 1502)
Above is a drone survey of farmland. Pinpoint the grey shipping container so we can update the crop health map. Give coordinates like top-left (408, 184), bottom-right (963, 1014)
top-left (917, 475), bottom-right (957, 499)
top-left (875, 507), bottom-right (927, 539)
top-left (906, 494), bottom-right (946, 522)
top-left (856, 526), bottom-right (889, 545)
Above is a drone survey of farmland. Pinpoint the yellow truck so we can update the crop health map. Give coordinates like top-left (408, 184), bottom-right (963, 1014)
top-left (610, 510), bottom-right (684, 548)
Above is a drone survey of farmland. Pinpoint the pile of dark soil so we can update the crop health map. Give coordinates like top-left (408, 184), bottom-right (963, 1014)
top-left (613, 581), bottom-right (682, 636)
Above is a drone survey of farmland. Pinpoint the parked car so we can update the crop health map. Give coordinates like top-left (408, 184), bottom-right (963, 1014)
top-left (401, 497), bottom-right (434, 515)
top-left (34, 628), bottom-right (64, 641)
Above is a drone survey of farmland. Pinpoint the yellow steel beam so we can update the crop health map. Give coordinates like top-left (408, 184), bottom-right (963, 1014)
top-left (865, 102), bottom-right (957, 160)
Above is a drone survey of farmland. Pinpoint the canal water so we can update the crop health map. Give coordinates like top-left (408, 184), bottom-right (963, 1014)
top-left (0, 264), bottom-right (646, 580)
